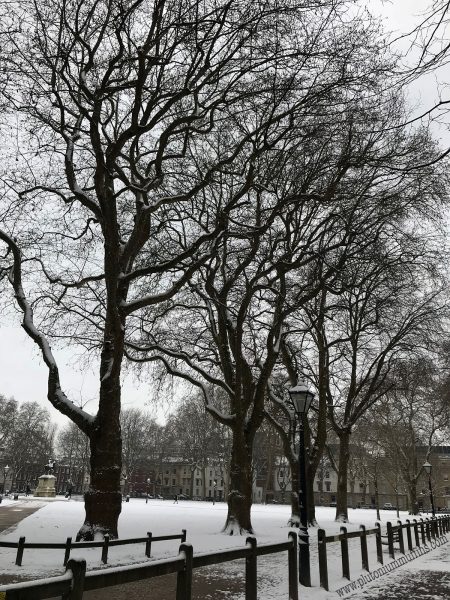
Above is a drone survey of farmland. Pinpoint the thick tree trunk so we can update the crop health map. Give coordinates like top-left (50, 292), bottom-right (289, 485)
top-left (336, 430), bottom-right (351, 522)
top-left (76, 340), bottom-right (123, 540)
top-left (223, 427), bottom-right (253, 534)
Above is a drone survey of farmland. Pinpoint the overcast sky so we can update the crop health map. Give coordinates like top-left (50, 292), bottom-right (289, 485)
top-left (1, 0), bottom-right (448, 431)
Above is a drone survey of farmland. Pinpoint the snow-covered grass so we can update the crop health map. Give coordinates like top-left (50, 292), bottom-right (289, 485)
top-left (0, 496), bottom-right (448, 599)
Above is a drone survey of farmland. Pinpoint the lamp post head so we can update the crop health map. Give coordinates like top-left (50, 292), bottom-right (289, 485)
top-left (4, 465), bottom-right (9, 473)
top-left (288, 380), bottom-right (315, 415)
top-left (423, 461), bottom-right (432, 475)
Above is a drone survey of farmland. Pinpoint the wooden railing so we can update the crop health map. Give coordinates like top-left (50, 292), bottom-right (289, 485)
top-left (318, 523), bottom-right (383, 590)
top-left (318, 515), bottom-right (450, 591)
top-left (0, 533), bottom-right (298, 600)
top-left (0, 529), bottom-right (186, 566)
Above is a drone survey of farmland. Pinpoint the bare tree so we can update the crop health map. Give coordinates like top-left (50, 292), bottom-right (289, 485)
top-left (0, 0), bottom-right (317, 539)
top-left (56, 421), bottom-right (90, 493)
top-left (6, 402), bottom-right (55, 491)
top-left (369, 357), bottom-right (448, 515)
top-left (0, 395), bottom-right (17, 451)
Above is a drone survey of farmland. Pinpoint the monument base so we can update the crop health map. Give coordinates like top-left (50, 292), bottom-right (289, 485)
top-left (34, 474), bottom-right (56, 497)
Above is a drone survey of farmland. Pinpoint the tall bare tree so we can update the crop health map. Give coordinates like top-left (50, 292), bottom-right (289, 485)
top-left (0, 0), bottom-right (316, 538)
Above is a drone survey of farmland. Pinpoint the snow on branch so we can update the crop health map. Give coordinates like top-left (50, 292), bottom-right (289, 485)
top-left (124, 348), bottom-right (235, 426)
top-left (0, 229), bottom-right (94, 433)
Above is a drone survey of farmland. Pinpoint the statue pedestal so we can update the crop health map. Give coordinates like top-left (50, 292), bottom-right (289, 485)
top-left (34, 474), bottom-right (56, 497)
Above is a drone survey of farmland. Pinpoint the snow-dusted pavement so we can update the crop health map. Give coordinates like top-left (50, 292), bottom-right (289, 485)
top-left (0, 496), bottom-right (448, 599)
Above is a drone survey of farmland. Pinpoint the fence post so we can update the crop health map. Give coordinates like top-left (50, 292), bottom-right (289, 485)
top-left (360, 525), bottom-right (369, 572)
top-left (245, 536), bottom-right (257, 600)
top-left (340, 526), bottom-right (350, 580)
top-left (145, 532), bottom-right (152, 558)
top-left (405, 520), bottom-right (413, 551)
top-left (182, 529), bottom-right (187, 543)
top-left (101, 534), bottom-right (110, 564)
top-left (397, 521), bottom-right (405, 554)
top-left (15, 537), bottom-right (26, 566)
top-left (425, 519), bottom-right (431, 542)
top-left (176, 543), bottom-right (193, 600)
top-left (288, 531), bottom-right (299, 600)
top-left (387, 522), bottom-right (395, 559)
top-left (375, 523), bottom-right (383, 564)
top-left (413, 519), bottom-right (420, 547)
top-left (65, 558), bottom-right (86, 600)
top-left (420, 519), bottom-right (426, 545)
top-left (63, 537), bottom-right (72, 566)
top-left (318, 529), bottom-right (329, 590)
top-left (434, 518), bottom-right (439, 538)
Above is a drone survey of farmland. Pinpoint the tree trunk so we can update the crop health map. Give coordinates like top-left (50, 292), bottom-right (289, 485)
top-left (408, 480), bottom-right (420, 515)
top-left (288, 459), bottom-right (300, 527)
top-left (223, 427), bottom-right (253, 534)
top-left (336, 430), bottom-right (351, 522)
top-left (374, 475), bottom-right (380, 521)
top-left (306, 465), bottom-right (317, 526)
top-left (76, 340), bottom-right (123, 540)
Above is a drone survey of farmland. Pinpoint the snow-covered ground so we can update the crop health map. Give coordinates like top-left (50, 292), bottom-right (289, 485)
top-left (0, 496), bottom-right (448, 599)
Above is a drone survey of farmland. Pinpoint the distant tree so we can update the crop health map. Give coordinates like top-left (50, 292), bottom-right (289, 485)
top-left (6, 402), bottom-right (55, 491)
top-left (56, 421), bottom-right (90, 493)
top-left (368, 357), bottom-right (448, 515)
top-left (0, 394), bottom-right (17, 451)
top-left (165, 393), bottom-right (225, 497)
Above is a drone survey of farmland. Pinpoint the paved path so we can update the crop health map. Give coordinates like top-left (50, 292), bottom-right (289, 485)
top-left (341, 541), bottom-right (450, 600)
top-left (351, 571), bottom-right (450, 599)
top-left (0, 500), bottom-right (42, 534)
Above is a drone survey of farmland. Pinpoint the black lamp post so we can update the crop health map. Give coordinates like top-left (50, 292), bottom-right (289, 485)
top-left (2, 465), bottom-right (9, 493)
top-left (146, 478), bottom-right (151, 503)
top-left (423, 461), bottom-right (436, 517)
top-left (289, 379), bottom-right (315, 588)
top-left (213, 480), bottom-right (217, 505)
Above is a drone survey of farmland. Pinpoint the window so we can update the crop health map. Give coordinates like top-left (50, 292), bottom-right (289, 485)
top-left (172, 479), bottom-right (176, 485)
top-left (164, 478), bottom-right (168, 485)
top-left (173, 468), bottom-right (176, 474)
top-left (317, 482), bottom-right (321, 491)
top-left (209, 480), bottom-right (212, 487)
top-left (325, 471), bottom-right (330, 479)
top-left (210, 471), bottom-right (212, 476)
top-left (279, 471), bottom-right (284, 478)
top-left (325, 481), bottom-right (331, 491)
